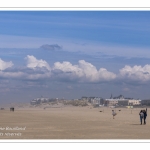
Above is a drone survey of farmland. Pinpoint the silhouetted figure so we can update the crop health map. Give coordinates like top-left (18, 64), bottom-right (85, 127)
top-left (139, 110), bottom-right (144, 125)
top-left (143, 108), bottom-right (147, 125)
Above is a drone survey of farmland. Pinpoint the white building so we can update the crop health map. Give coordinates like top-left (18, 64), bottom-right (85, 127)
top-left (91, 97), bottom-right (101, 105)
top-left (105, 98), bottom-right (141, 106)
top-left (30, 97), bottom-right (50, 105)
top-left (128, 99), bottom-right (141, 105)
top-left (105, 99), bottom-right (118, 106)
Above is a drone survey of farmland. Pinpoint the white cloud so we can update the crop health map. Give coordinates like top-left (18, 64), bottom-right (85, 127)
top-left (0, 71), bottom-right (25, 78)
top-left (0, 58), bottom-right (13, 70)
top-left (53, 61), bottom-right (80, 73)
top-left (0, 55), bottom-right (51, 80)
top-left (25, 55), bottom-right (51, 71)
top-left (26, 72), bottom-right (51, 80)
top-left (0, 70), bottom-right (51, 81)
top-left (0, 56), bottom-right (51, 81)
top-left (53, 60), bottom-right (116, 82)
top-left (5, 55), bottom-right (150, 84)
top-left (119, 64), bottom-right (150, 82)
top-left (78, 60), bottom-right (116, 82)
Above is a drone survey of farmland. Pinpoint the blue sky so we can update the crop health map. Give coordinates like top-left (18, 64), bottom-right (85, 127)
top-left (0, 11), bottom-right (150, 47)
top-left (0, 11), bottom-right (150, 104)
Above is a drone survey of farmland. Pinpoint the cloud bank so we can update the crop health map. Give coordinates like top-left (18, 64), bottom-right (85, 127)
top-left (25, 55), bottom-right (51, 71)
top-left (53, 60), bottom-right (116, 82)
top-left (0, 59), bottom-right (13, 71)
top-left (1, 55), bottom-right (150, 84)
top-left (119, 65), bottom-right (150, 82)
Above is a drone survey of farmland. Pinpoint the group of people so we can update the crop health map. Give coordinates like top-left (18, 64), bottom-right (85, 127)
top-left (112, 108), bottom-right (148, 125)
top-left (139, 108), bottom-right (147, 125)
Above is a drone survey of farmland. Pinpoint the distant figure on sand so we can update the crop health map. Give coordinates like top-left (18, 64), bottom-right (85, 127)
top-left (143, 108), bottom-right (147, 125)
top-left (112, 110), bottom-right (117, 119)
top-left (139, 110), bottom-right (144, 125)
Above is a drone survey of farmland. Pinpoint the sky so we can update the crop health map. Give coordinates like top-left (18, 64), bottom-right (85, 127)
top-left (0, 11), bottom-right (150, 104)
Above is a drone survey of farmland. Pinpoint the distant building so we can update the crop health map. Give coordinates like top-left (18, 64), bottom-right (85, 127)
top-left (81, 96), bottom-right (100, 103)
top-left (30, 99), bottom-right (37, 105)
top-left (128, 99), bottom-right (141, 105)
top-left (91, 97), bottom-right (104, 106)
top-left (30, 97), bottom-right (57, 105)
top-left (81, 97), bottom-right (89, 101)
top-left (105, 95), bottom-right (141, 106)
top-left (30, 98), bottom-right (41, 105)
top-left (91, 97), bottom-right (100, 105)
top-left (113, 95), bottom-right (125, 99)
top-left (141, 99), bottom-right (150, 106)
top-left (105, 99), bottom-right (118, 106)
top-left (118, 100), bottom-right (129, 106)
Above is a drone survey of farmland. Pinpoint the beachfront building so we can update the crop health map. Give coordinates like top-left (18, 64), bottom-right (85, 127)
top-left (128, 99), bottom-right (141, 105)
top-left (91, 97), bottom-right (100, 105)
top-left (30, 97), bottom-right (57, 105)
top-left (105, 94), bottom-right (125, 106)
top-left (87, 97), bottom-right (95, 103)
top-left (30, 98), bottom-right (42, 105)
top-left (81, 96), bottom-right (103, 104)
top-left (30, 99), bottom-right (38, 105)
top-left (105, 95), bottom-right (141, 106)
top-left (118, 100), bottom-right (129, 106)
top-left (81, 96), bottom-right (89, 101)
top-left (105, 99), bottom-right (118, 106)
top-left (91, 97), bottom-right (104, 106)
top-left (118, 99), bottom-right (141, 106)
top-left (141, 99), bottom-right (150, 106)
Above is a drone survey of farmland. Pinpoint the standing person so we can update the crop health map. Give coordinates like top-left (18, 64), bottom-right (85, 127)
top-left (143, 108), bottom-right (147, 125)
top-left (139, 110), bottom-right (144, 125)
top-left (112, 110), bottom-right (117, 119)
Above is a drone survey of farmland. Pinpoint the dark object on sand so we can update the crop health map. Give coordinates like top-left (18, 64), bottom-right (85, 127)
top-left (99, 111), bottom-right (102, 112)
top-left (1, 108), bottom-right (4, 110)
top-left (119, 110), bottom-right (121, 111)
top-left (10, 107), bottom-right (14, 112)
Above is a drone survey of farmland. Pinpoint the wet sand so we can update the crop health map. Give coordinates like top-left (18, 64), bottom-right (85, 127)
top-left (0, 106), bottom-right (149, 139)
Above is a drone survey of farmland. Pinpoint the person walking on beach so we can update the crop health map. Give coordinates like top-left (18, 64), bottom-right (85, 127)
top-left (139, 110), bottom-right (144, 125)
top-left (143, 108), bottom-right (147, 125)
top-left (112, 110), bottom-right (117, 119)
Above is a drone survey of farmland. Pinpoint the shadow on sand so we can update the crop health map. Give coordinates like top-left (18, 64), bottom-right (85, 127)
top-left (130, 124), bottom-right (141, 125)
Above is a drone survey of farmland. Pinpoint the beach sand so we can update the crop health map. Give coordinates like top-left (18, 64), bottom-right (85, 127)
top-left (0, 106), bottom-right (149, 139)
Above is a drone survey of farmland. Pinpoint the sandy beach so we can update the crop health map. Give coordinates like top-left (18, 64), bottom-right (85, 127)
top-left (0, 106), bottom-right (150, 139)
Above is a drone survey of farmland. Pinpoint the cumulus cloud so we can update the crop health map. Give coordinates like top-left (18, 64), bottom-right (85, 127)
top-left (0, 58), bottom-right (13, 70)
top-left (3, 54), bottom-right (150, 85)
top-left (0, 68), bottom-right (51, 81)
top-left (6, 55), bottom-right (150, 85)
top-left (119, 64), bottom-right (150, 82)
top-left (25, 72), bottom-right (51, 80)
top-left (78, 60), bottom-right (116, 82)
top-left (40, 44), bottom-right (62, 51)
top-left (53, 60), bottom-right (116, 82)
top-left (0, 56), bottom-right (51, 81)
top-left (25, 55), bottom-right (51, 71)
